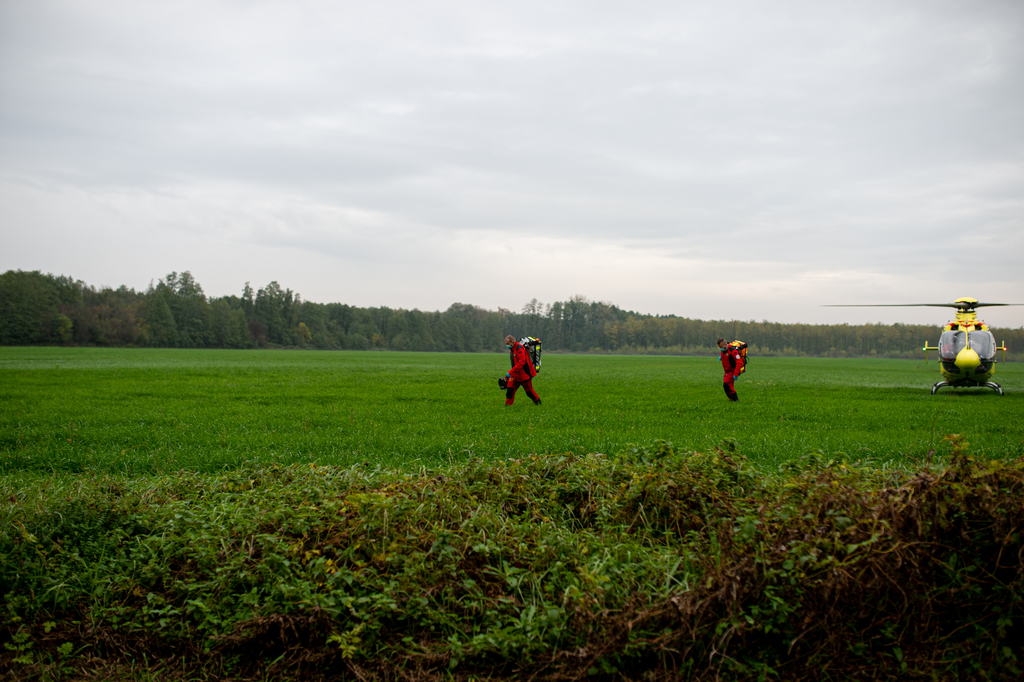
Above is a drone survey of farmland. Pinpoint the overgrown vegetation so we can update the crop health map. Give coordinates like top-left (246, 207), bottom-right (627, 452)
top-left (7, 269), bottom-right (1022, 356)
top-left (2, 440), bottom-right (1021, 680)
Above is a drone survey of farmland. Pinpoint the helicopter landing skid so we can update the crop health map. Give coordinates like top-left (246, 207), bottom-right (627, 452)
top-left (931, 381), bottom-right (1003, 396)
top-left (985, 382), bottom-right (1005, 396)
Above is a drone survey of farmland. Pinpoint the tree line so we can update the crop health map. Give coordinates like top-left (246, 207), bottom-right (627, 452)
top-left (2, 269), bottom-right (1021, 359)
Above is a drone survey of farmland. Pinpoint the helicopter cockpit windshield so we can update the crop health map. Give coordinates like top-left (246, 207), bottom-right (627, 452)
top-left (938, 330), bottom-right (997, 362)
top-left (939, 331), bottom-right (966, 361)
top-left (968, 331), bottom-right (996, 361)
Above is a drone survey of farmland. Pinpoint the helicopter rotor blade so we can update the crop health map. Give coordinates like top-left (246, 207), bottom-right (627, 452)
top-left (823, 303), bottom-right (1023, 308)
top-left (823, 304), bottom-right (954, 308)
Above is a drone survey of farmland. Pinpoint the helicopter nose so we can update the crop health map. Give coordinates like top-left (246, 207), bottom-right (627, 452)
top-left (955, 346), bottom-right (981, 372)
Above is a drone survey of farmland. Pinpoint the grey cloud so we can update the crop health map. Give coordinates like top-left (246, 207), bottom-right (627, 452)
top-left (2, 0), bottom-right (1022, 323)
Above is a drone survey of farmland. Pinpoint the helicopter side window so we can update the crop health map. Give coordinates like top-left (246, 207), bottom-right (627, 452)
top-left (968, 331), bottom-right (995, 361)
top-left (939, 331), bottom-right (965, 361)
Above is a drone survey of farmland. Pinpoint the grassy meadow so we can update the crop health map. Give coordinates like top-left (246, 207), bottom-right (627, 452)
top-left (2, 346), bottom-right (1022, 475)
top-left (3, 347), bottom-right (1024, 680)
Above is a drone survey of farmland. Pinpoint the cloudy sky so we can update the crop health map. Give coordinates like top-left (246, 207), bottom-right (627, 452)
top-left (2, 0), bottom-right (1022, 326)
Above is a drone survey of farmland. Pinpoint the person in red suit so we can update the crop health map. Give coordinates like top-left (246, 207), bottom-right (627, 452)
top-left (504, 335), bottom-right (542, 406)
top-left (718, 338), bottom-right (742, 401)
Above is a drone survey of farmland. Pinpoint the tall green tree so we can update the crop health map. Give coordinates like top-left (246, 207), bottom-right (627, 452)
top-left (254, 281), bottom-right (299, 345)
top-left (0, 270), bottom-right (81, 345)
top-left (144, 294), bottom-right (177, 347)
top-left (157, 271), bottom-right (212, 348)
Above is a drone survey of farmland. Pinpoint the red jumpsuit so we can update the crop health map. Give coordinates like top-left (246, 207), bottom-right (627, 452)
top-left (506, 342), bottom-right (541, 405)
top-left (720, 346), bottom-right (742, 401)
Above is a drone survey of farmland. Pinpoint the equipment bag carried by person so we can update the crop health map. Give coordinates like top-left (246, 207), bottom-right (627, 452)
top-left (498, 336), bottom-right (542, 390)
top-left (519, 336), bottom-right (542, 373)
top-left (729, 340), bottom-right (748, 375)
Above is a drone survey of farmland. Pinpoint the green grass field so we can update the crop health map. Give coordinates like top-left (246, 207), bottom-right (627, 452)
top-left (4, 347), bottom-right (1024, 680)
top-left (2, 347), bottom-right (1022, 475)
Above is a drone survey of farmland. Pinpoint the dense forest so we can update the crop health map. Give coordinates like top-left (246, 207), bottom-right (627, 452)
top-left (2, 269), bottom-right (1022, 359)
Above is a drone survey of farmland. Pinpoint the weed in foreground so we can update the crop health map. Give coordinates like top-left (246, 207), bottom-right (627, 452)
top-left (1, 440), bottom-right (1022, 680)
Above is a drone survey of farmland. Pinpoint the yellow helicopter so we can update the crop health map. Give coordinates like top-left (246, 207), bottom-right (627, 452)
top-left (826, 298), bottom-right (1019, 395)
